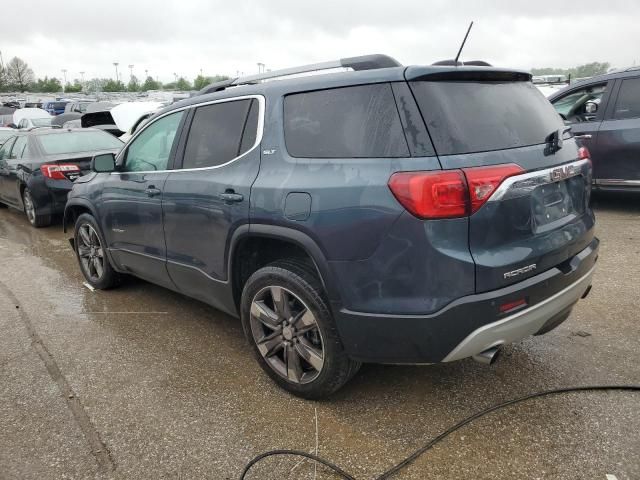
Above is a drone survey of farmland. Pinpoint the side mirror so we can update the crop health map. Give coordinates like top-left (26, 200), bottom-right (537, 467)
top-left (585, 101), bottom-right (598, 114)
top-left (91, 153), bottom-right (116, 173)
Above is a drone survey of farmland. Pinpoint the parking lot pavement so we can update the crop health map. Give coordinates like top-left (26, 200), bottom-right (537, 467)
top-left (0, 195), bottom-right (639, 480)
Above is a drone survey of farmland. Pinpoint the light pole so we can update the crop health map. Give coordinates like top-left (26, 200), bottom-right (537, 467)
top-left (61, 69), bottom-right (67, 91)
top-left (145, 69), bottom-right (148, 79)
top-left (257, 62), bottom-right (265, 73)
top-left (128, 64), bottom-right (134, 80)
top-left (173, 72), bottom-right (178, 83)
top-left (113, 62), bottom-right (119, 82)
top-left (79, 71), bottom-right (85, 82)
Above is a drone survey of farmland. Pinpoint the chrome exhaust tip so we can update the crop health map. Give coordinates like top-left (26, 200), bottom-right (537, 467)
top-left (472, 346), bottom-right (500, 365)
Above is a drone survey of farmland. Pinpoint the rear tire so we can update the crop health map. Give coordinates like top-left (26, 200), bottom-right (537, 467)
top-left (74, 213), bottom-right (121, 289)
top-left (22, 188), bottom-right (51, 227)
top-left (241, 259), bottom-right (360, 399)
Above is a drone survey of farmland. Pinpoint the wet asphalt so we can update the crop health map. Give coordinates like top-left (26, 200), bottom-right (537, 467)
top-left (0, 193), bottom-right (639, 480)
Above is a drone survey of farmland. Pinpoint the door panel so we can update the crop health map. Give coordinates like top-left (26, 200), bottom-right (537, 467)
top-left (99, 109), bottom-right (185, 289)
top-left (162, 97), bottom-right (262, 313)
top-left (0, 137), bottom-right (16, 203)
top-left (595, 77), bottom-right (640, 182)
top-left (100, 172), bottom-right (173, 288)
top-left (2, 136), bottom-right (28, 205)
top-left (595, 118), bottom-right (640, 181)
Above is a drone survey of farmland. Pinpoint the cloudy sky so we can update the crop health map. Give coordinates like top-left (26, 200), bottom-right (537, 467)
top-left (2, 0), bottom-right (639, 83)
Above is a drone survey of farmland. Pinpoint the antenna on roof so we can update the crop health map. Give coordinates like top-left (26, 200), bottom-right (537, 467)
top-left (454, 21), bottom-right (474, 66)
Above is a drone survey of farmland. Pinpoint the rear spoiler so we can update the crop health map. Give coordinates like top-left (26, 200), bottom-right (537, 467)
top-left (405, 66), bottom-right (532, 82)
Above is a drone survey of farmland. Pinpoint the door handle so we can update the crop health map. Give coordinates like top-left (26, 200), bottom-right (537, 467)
top-left (573, 134), bottom-right (593, 140)
top-left (145, 186), bottom-right (162, 197)
top-left (218, 189), bottom-right (244, 203)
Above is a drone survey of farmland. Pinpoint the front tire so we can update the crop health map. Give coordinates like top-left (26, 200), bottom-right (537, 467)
top-left (74, 213), bottom-right (121, 289)
top-left (22, 188), bottom-right (51, 227)
top-left (241, 260), bottom-right (360, 399)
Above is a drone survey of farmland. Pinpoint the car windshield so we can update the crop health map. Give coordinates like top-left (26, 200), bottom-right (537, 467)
top-left (39, 130), bottom-right (123, 155)
top-left (31, 118), bottom-right (52, 127)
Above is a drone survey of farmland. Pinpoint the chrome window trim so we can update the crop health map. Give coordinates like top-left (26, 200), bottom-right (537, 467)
top-left (111, 94), bottom-right (265, 175)
top-left (488, 159), bottom-right (591, 202)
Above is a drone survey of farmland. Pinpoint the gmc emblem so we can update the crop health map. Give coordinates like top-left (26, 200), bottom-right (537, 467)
top-left (551, 165), bottom-right (576, 181)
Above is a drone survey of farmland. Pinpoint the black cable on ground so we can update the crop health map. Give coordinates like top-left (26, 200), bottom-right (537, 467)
top-left (240, 385), bottom-right (640, 479)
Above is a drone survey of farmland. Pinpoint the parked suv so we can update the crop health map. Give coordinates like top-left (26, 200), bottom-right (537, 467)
top-left (548, 67), bottom-right (640, 191)
top-left (64, 55), bottom-right (598, 398)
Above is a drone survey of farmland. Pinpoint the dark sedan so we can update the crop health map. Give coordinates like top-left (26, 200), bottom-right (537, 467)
top-left (0, 128), bottom-right (123, 227)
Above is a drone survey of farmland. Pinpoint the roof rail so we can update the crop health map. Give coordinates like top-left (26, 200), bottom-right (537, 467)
top-left (198, 54), bottom-right (402, 95)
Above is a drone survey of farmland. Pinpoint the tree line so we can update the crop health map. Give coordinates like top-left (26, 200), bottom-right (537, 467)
top-left (531, 62), bottom-right (611, 79)
top-left (0, 56), bottom-right (229, 94)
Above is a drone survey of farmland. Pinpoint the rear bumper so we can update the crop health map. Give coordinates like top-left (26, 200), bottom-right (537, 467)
top-left (442, 265), bottom-right (594, 361)
top-left (334, 238), bottom-right (598, 364)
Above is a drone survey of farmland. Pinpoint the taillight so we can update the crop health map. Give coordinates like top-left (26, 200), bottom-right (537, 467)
top-left (388, 170), bottom-right (469, 219)
top-left (462, 164), bottom-right (524, 213)
top-left (388, 163), bottom-right (523, 219)
top-left (578, 146), bottom-right (590, 160)
top-left (40, 164), bottom-right (80, 180)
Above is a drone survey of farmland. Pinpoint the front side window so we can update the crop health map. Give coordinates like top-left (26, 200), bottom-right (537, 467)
top-left (613, 78), bottom-right (640, 120)
top-left (551, 83), bottom-right (607, 121)
top-left (284, 83), bottom-right (409, 158)
top-left (182, 99), bottom-right (258, 169)
top-left (124, 110), bottom-right (184, 172)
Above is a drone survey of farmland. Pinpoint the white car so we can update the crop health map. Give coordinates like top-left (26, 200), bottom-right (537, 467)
top-left (13, 108), bottom-right (52, 130)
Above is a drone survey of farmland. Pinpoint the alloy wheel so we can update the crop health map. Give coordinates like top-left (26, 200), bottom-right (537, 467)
top-left (249, 286), bottom-right (325, 384)
top-left (77, 223), bottom-right (105, 282)
top-left (23, 192), bottom-right (36, 224)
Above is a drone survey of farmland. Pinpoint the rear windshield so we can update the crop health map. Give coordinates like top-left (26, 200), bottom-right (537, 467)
top-left (31, 118), bottom-right (52, 127)
top-left (39, 131), bottom-right (123, 155)
top-left (410, 80), bottom-right (564, 155)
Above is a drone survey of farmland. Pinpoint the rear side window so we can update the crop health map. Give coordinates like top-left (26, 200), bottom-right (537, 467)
top-left (411, 80), bottom-right (565, 155)
top-left (284, 83), bottom-right (409, 158)
top-left (613, 78), bottom-right (640, 119)
top-left (182, 99), bottom-right (258, 169)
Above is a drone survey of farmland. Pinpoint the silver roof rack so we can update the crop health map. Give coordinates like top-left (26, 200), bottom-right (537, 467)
top-left (198, 54), bottom-right (402, 95)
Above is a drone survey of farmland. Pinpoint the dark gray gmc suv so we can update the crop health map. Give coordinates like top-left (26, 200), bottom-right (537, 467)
top-left (64, 54), bottom-right (598, 398)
